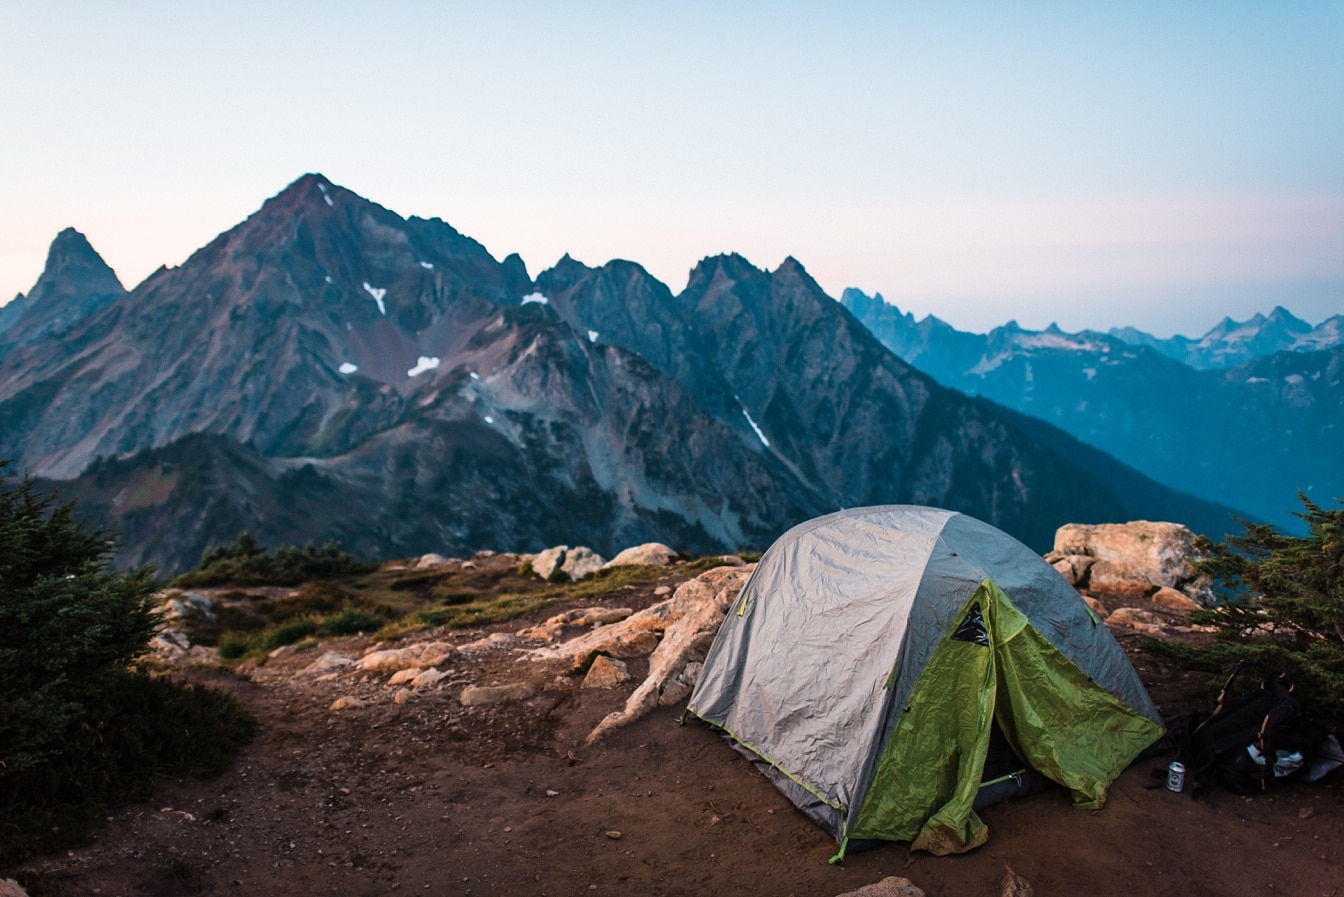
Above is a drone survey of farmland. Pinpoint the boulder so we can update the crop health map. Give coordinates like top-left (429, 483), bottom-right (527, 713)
top-left (329, 696), bottom-right (366, 712)
top-left (0, 879), bottom-right (29, 897)
top-left (531, 545), bottom-right (607, 581)
top-left (392, 688), bottom-right (415, 705)
top-left (1052, 522), bottom-right (1212, 604)
top-left (416, 552), bottom-right (448, 569)
top-left (354, 641), bottom-right (456, 672)
top-left (1152, 587), bottom-right (1200, 612)
top-left (582, 656), bottom-right (631, 688)
top-left (460, 683), bottom-right (535, 706)
top-left (603, 542), bottom-right (677, 568)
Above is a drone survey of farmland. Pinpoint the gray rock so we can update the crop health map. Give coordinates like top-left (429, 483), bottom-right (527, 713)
top-left (603, 542), bottom-right (677, 568)
top-left (532, 545), bottom-right (606, 581)
top-left (301, 652), bottom-right (355, 676)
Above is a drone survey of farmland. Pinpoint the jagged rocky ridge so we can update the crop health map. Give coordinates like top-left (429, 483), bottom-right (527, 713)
top-left (0, 175), bottom-right (1237, 572)
top-left (842, 289), bottom-right (1344, 530)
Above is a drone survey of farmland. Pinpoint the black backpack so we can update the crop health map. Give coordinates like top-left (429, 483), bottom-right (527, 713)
top-left (1174, 660), bottom-right (1327, 795)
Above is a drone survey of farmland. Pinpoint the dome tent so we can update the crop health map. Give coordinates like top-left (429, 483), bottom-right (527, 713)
top-left (685, 506), bottom-right (1165, 858)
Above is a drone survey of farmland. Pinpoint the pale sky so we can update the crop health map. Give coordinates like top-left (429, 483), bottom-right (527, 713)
top-left (2, 1), bottom-right (1341, 337)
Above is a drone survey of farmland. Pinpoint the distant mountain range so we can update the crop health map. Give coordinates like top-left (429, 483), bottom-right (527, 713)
top-left (842, 290), bottom-right (1343, 530)
top-left (0, 175), bottom-right (1238, 572)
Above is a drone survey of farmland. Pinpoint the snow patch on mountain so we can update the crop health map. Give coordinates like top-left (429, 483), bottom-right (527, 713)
top-left (362, 283), bottom-right (387, 315)
top-left (739, 403), bottom-right (769, 447)
top-left (407, 356), bottom-right (439, 377)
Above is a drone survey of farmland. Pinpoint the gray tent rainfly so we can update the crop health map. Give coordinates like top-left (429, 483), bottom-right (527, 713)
top-left (685, 505), bottom-right (1165, 858)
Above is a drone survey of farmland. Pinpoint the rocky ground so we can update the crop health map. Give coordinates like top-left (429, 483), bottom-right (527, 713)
top-left (7, 547), bottom-right (1344, 897)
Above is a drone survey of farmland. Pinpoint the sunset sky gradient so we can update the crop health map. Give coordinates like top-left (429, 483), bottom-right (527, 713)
top-left (2, 1), bottom-right (1340, 336)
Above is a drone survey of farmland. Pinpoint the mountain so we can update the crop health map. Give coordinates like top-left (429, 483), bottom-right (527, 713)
top-left (0, 227), bottom-right (127, 349)
top-left (1108, 306), bottom-right (1344, 370)
top-left (0, 176), bottom-right (1239, 572)
top-left (842, 289), bottom-right (1343, 529)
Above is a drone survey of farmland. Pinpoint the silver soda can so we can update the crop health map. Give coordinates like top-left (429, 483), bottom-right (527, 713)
top-left (1167, 761), bottom-right (1186, 792)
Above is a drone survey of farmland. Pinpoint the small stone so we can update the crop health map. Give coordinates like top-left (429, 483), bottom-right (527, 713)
top-left (582, 656), bottom-right (631, 689)
top-left (393, 688), bottom-right (414, 705)
top-left (1299, 806), bottom-right (1315, 819)
top-left (546, 789), bottom-right (559, 797)
top-left (1000, 866), bottom-right (1034, 897)
top-left (329, 696), bottom-right (365, 712)
top-left (834, 877), bottom-right (926, 897)
top-left (605, 830), bottom-right (623, 839)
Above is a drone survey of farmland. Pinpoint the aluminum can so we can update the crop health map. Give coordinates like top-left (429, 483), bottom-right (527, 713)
top-left (1166, 761), bottom-right (1186, 793)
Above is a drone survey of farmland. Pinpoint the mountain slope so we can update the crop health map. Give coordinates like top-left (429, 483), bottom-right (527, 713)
top-left (0, 175), bottom-right (1247, 571)
top-left (540, 254), bottom-right (1236, 548)
top-left (0, 228), bottom-right (127, 349)
top-left (842, 290), bottom-right (1342, 527)
top-left (1110, 306), bottom-right (1344, 370)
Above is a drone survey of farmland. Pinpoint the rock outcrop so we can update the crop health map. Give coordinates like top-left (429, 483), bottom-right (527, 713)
top-left (531, 546), bottom-right (606, 582)
top-left (527, 563), bottom-right (754, 745)
top-left (1049, 521), bottom-right (1213, 605)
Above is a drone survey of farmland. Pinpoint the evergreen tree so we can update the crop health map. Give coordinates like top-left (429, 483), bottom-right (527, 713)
top-left (1155, 493), bottom-right (1344, 728)
top-left (0, 462), bottom-right (253, 862)
top-left (0, 464), bottom-right (159, 775)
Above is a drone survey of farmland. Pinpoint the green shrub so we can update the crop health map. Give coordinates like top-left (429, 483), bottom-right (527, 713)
top-left (173, 532), bottom-right (375, 587)
top-left (271, 580), bottom-right (354, 621)
top-left (0, 463), bottom-right (254, 863)
top-left (319, 606), bottom-right (385, 636)
top-left (260, 617), bottom-right (320, 650)
top-left (216, 632), bottom-right (253, 660)
top-left (1146, 493), bottom-right (1344, 729)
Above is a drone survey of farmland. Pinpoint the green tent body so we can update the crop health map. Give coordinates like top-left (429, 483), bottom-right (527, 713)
top-left (685, 506), bottom-right (1165, 858)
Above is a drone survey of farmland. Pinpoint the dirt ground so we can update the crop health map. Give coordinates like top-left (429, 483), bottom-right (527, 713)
top-left (9, 564), bottom-right (1344, 897)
